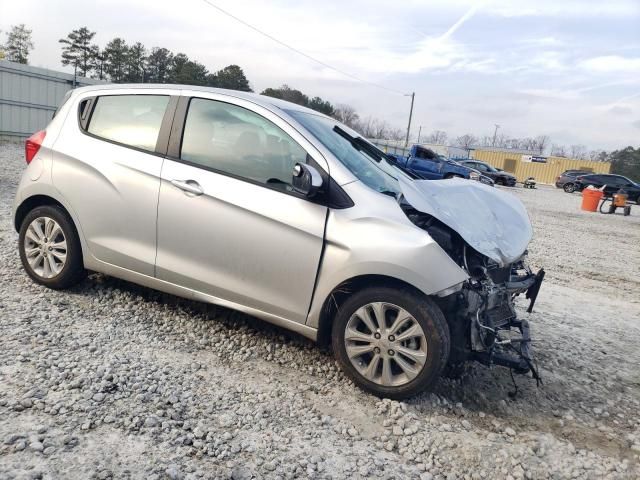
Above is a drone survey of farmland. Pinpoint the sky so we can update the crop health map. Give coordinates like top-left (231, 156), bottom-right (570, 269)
top-left (2, 0), bottom-right (640, 151)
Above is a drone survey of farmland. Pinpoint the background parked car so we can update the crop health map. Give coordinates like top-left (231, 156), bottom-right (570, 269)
top-left (573, 174), bottom-right (640, 203)
top-left (390, 146), bottom-right (495, 186)
top-left (458, 160), bottom-right (517, 186)
top-left (555, 170), bottom-right (593, 192)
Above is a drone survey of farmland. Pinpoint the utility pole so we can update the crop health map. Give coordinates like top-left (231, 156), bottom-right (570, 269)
top-left (404, 92), bottom-right (415, 148)
top-left (417, 125), bottom-right (423, 144)
top-left (492, 124), bottom-right (500, 147)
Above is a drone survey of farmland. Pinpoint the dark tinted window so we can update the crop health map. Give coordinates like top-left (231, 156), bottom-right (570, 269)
top-left (586, 175), bottom-right (605, 183)
top-left (87, 95), bottom-right (169, 151)
top-left (607, 176), bottom-right (630, 186)
top-left (180, 98), bottom-right (307, 188)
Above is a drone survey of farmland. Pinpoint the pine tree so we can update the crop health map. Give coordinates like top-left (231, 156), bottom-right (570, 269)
top-left (125, 42), bottom-right (147, 82)
top-left (103, 38), bottom-right (129, 83)
top-left (4, 24), bottom-right (34, 64)
top-left (207, 65), bottom-right (252, 91)
top-left (59, 27), bottom-right (96, 77)
top-left (146, 47), bottom-right (173, 83)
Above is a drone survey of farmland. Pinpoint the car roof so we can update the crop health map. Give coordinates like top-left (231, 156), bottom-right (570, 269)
top-left (71, 83), bottom-right (322, 116)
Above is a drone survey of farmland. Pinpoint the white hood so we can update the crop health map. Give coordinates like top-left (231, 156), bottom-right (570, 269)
top-left (399, 177), bottom-right (532, 267)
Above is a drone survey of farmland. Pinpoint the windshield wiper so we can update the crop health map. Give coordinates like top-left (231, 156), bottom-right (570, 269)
top-left (332, 125), bottom-right (418, 179)
top-left (333, 126), bottom-right (386, 163)
top-left (380, 190), bottom-right (398, 198)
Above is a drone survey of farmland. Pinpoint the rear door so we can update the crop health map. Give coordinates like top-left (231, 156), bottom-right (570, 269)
top-left (155, 94), bottom-right (329, 323)
top-left (52, 91), bottom-right (176, 276)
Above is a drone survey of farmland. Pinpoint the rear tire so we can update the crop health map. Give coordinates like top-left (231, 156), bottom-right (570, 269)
top-left (19, 205), bottom-right (86, 289)
top-left (332, 286), bottom-right (450, 399)
top-left (563, 183), bottom-right (576, 193)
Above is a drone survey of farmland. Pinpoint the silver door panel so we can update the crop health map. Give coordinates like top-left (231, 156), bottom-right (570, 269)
top-left (156, 159), bottom-right (327, 323)
top-left (52, 131), bottom-right (163, 276)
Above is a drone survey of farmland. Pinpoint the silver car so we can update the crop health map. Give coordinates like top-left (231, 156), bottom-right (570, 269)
top-left (13, 85), bottom-right (544, 398)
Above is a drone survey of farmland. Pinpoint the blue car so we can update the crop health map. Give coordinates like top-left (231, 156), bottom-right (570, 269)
top-left (390, 145), bottom-right (494, 186)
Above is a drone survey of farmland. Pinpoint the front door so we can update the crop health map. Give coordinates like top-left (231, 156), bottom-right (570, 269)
top-left (155, 96), bottom-right (328, 323)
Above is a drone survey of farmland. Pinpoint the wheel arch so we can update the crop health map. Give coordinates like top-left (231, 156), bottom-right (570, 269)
top-left (14, 194), bottom-right (87, 261)
top-left (14, 194), bottom-right (68, 232)
top-left (315, 274), bottom-right (428, 346)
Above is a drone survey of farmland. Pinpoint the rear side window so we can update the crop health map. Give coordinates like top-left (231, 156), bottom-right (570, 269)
top-left (180, 98), bottom-right (307, 189)
top-left (87, 95), bottom-right (169, 152)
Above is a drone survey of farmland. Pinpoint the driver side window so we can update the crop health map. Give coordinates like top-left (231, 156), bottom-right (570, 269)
top-left (180, 98), bottom-right (308, 189)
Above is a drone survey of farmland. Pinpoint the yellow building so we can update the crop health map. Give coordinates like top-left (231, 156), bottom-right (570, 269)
top-left (471, 149), bottom-right (611, 185)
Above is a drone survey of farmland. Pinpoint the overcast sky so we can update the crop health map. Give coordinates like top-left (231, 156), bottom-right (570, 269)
top-left (2, 0), bottom-right (639, 151)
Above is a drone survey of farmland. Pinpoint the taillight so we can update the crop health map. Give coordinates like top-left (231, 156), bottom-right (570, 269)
top-left (25, 130), bottom-right (46, 164)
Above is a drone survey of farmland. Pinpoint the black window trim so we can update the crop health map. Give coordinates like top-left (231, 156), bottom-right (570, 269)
top-left (77, 93), bottom-right (179, 158)
top-left (166, 95), bottom-right (353, 209)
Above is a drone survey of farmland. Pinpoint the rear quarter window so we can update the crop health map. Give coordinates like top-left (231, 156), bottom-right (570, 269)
top-left (86, 95), bottom-right (169, 152)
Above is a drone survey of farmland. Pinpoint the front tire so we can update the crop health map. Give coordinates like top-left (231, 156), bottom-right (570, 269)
top-left (19, 205), bottom-right (86, 289)
top-left (332, 286), bottom-right (450, 399)
top-left (563, 183), bottom-right (576, 193)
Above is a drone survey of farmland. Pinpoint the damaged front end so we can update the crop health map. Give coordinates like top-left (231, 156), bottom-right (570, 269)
top-left (399, 178), bottom-right (544, 383)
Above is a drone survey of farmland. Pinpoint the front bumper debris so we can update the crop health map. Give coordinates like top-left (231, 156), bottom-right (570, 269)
top-left (526, 268), bottom-right (545, 313)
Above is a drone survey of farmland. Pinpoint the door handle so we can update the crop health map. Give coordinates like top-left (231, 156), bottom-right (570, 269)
top-left (170, 179), bottom-right (204, 196)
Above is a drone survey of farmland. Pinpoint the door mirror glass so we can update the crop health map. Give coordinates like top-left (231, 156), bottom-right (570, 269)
top-left (292, 163), bottom-right (323, 197)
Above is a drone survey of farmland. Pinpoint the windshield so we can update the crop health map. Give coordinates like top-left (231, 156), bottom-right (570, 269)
top-left (287, 110), bottom-right (409, 196)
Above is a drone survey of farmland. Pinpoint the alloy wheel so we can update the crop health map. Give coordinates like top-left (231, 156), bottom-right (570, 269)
top-left (23, 216), bottom-right (67, 279)
top-left (344, 302), bottom-right (428, 387)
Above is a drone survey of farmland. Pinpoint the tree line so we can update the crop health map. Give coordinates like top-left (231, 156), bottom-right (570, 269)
top-left (57, 27), bottom-right (253, 91)
top-left (432, 131), bottom-right (608, 163)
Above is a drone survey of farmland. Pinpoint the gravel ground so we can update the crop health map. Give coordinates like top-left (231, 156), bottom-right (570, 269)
top-left (1, 141), bottom-right (639, 480)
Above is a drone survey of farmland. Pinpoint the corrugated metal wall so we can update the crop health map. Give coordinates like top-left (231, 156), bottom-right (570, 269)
top-left (472, 150), bottom-right (611, 184)
top-left (0, 60), bottom-right (103, 142)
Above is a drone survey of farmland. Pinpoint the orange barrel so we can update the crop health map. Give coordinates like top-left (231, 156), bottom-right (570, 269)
top-left (613, 192), bottom-right (628, 207)
top-left (581, 189), bottom-right (604, 212)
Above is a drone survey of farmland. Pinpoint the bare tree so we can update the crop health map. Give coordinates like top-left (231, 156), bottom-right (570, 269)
top-left (426, 130), bottom-right (448, 144)
top-left (479, 135), bottom-right (493, 146)
top-left (551, 144), bottom-right (567, 157)
top-left (588, 150), bottom-right (609, 162)
top-left (493, 133), bottom-right (510, 148)
top-left (455, 134), bottom-right (478, 150)
top-left (534, 135), bottom-right (549, 154)
top-left (569, 144), bottom-right (587, 160)
top-left (388, 128), bottom-right (405, 141)
top-left (332, 104), bottom-right (360, 130)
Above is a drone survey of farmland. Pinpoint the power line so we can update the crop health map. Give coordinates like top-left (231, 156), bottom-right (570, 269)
top-left (199, 0), bottom-right (406, 95)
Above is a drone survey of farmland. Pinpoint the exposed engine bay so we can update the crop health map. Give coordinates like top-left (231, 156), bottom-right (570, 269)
top-left (399, 184), bottom-right (545, 385)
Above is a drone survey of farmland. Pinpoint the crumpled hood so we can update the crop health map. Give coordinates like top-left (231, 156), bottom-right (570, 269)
top-left (399, 177), bottom-right (532, 266)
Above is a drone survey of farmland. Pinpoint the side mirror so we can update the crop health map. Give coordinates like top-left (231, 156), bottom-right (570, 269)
top-left (292, 163), bottom-right (323, 197)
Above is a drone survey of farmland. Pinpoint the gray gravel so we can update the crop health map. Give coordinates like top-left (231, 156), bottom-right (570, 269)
top-left (1, 140), bottom-right (639, 479)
